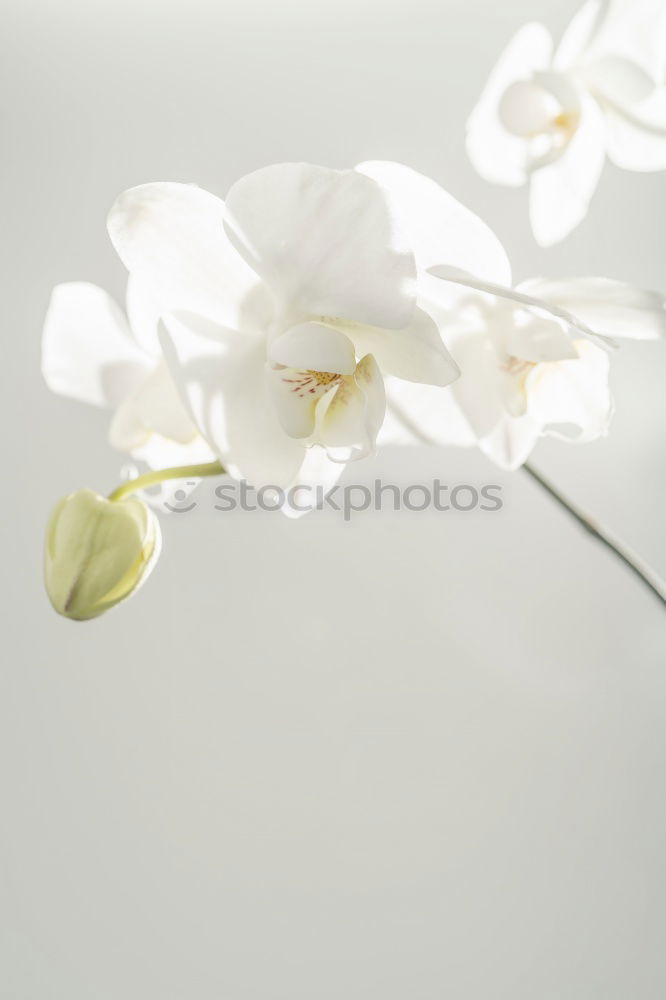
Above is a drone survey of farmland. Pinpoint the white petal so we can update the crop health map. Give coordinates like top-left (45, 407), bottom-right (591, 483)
top-left (478, 413), bottom-right (542, 470)
top-left (500, 308), bottom-right (579, 362)
top-left (583, 54), bottom-right (656, 104)
top-left (354, 354), bottom-right (387, 451)
top-left (108, 399), bottom-right (150, 452)
top-left (331, 308), bottom-right (459, 387)
top-left (265, 364), bottom-right (340, 439)
top-left (527, 340), bottom-right (612, 440)
top-left (108, 182), bottom-right (268, 330)
top-left (160, 312), bottom-right (306, 488)
top-left (130, 433), bottom-right (215, 476)
top-left (269, 323), bottom-right (356, 375)
top-left (603, 90), bottom-right (666, 170)
top-left (583, 0), bottom-right (666, 83)
top-left (529, 93), bottom-right (607, 246)
top-left (318, 355), bottom-right (386, 462)
top-left (125, 274), bottom-right (163, 358)
top-left (518, 277), bottom-right (666, 339)
top-left (497, 366), bottom-right (530, 418)
top-left (42, 282), bottom-right (149, 408)
top-left (223, 163), bottom-right (416, 329)
top-left (279, 447), bottom-right (346, 519)
top-left (466, 23), bottom-right (554, 187)
top-left (554, 0), bottom-right (606, 69)
top-left (498, 80), bottom-right (563, 136)
top-left (448, 331), bottom-right (506, 440)
top-left (356, 160), bottom-right (511, 285)
top-left (109, 362), bottom-right (199, 452)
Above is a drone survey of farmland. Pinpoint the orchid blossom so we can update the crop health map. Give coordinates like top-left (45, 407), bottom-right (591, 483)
top-left (105, 161), bottom-right (512, 503)
top-left (467, 0), bottom-right (666, 245)
top-left (383, 273), bottom-right (666, 469)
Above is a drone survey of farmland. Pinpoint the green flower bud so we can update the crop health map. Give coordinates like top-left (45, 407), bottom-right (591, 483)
top-left (44, 489), bottom-right (161, 620)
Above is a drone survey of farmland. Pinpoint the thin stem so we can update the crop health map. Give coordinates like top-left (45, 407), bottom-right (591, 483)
top-left (108, 460), bottom-right (226, 502)
top-left (387, 399), bottom-right (666, 607)
top-left (522, 461), bottom-right (666, 605)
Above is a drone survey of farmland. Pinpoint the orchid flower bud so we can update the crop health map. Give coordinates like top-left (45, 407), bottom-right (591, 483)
top-left (44, 489), bottom-right (161, 620)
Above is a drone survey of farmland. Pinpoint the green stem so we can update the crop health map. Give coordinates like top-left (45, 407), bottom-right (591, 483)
top-left (107, 460), bottom-right (226, 502)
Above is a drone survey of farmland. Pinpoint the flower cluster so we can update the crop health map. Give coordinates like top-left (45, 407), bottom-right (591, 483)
top-left (41, 6), bottom-right (666, 618)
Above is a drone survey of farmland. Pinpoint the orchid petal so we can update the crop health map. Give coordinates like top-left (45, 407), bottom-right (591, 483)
top-left (518, 277), bottom-right (666, 340)
top-left (527, 340), bottom-right (612, 441)
top-left (498, 79), bottom-right (563, 136)
top-left (281, 447), bottom-right (346, 519)
top-left (269, 323), bottom-right (356, 375)
top-left (583, 0), bottom-right (666, 84)
top-left (223, 163), bottom-right (416, 329)
top-left (584, 54), bottom-right (656, 105)
top-left (129, 434), bottom-right (215, 492)
top-left (554, 0), bottom-right (605, 70)
top-left (319, 355), bottom-right (386, 462)
top-left (109, 362), bottom-right (199, 452)
top-left (108, 182), bottom-right (268, 330)
top-left (42, 282), bottom-right (149, 408)
top-left (603, 91), bottom-right (666, 170)
top-left (355, 160), bottom-right (511, 284)
top-left (479, 414), bottom-right (542, 470)
top-left (499, 308), bottom-right (579, 362)
top-left (331, 307), bottom-right (460, 387)
top-left (125, 274), bottom-right (164, 358)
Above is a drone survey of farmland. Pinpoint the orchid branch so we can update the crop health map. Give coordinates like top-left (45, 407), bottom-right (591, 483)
top-left (521, 461), bottom-right (666, 605)
top-left (387, 400), bottom-right (666, 607)
top-left (108, 460), bottom-right (226, 502)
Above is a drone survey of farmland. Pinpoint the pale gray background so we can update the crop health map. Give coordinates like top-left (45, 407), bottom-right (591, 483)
top-left (2, 0), bottom-right (666, 996)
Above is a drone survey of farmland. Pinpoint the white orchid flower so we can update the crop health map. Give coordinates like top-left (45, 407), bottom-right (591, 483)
top-left (105, 161), bottom-right (511, 500)
top-left (467, 0), bottom-right (666, 245)
top-left (42, 280), bottom-right (215, 477)
top-left (383, 272), bottom-right (666, 469)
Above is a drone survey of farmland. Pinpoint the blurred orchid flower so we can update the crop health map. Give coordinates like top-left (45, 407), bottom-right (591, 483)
top-left (383, 271), bottom-right (666, 469)
top-left (467, 0), bottom-right (666, 245)
top-left (42, 280), bottom-right (215, 479)
top-left (106, 161), bottom-right (511, 500)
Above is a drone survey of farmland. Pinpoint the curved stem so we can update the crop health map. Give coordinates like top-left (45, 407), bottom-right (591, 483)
top-left (387, 400), bottom-right (665, 607)
top-left (522, 461), bottom-right (666, 605)
top-left (108, 460), bottom-right (226, 502)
